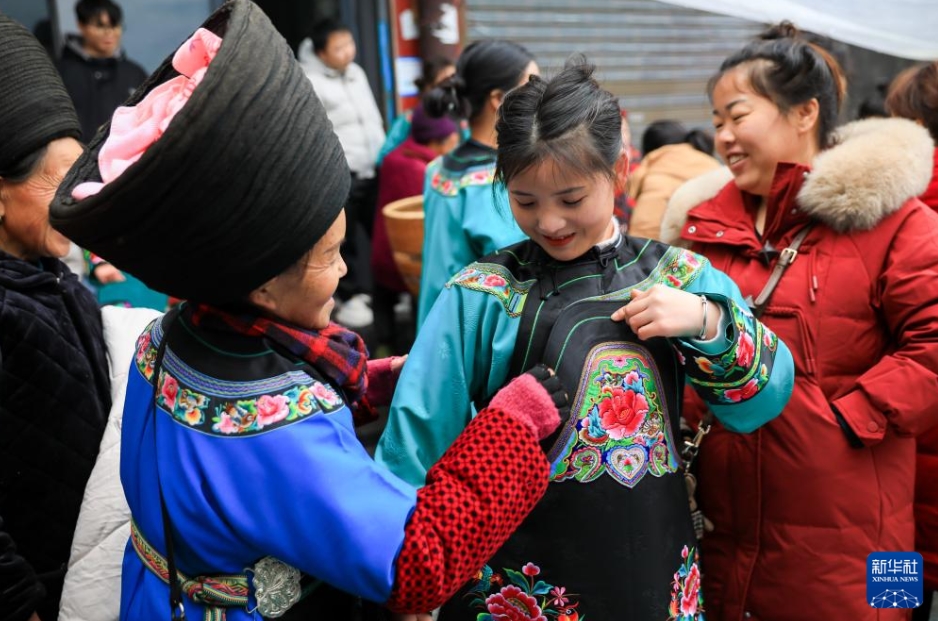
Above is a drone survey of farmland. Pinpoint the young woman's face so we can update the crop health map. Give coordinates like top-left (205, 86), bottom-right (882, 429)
top-left (711, 68), bottom-right (816, 197)
top-left (508, 159), bottom-right (616, 262)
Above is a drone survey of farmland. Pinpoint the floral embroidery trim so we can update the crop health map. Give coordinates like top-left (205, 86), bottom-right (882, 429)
top-left (668, 545), bottom-right (704, 621)
top-left (154, 368), bottom-right (344, 436)
top-left (549, 342), bottom-right (680, 489)
top-left (590, 248), bottom-right (708, 302)
top-left (448, 262), bottom-right (536, 317)
top-left (466, 562), bottom-right (583, 621)
top-left (680, 299), bottom-right (778, 404)
top-left (429, 163), bottom-right (496, 197)
top-left (135, 322), bottom-right (321, 397)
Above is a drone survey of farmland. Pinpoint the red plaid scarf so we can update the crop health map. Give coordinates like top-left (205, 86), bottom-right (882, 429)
top-left (189, 303), bottom-right (373, 417)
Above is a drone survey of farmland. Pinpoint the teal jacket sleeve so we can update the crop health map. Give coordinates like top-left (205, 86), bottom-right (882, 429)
top-left (378, 281), bottom-right (521, 487)
top-left (677, 260), bottom-right (795, 433)
top-left (376, 113), bottom-right (411, 166)
top-left (417, 169), bottom-right (525, 327)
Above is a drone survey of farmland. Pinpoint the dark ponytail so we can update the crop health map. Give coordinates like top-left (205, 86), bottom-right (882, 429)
top-left (496, 58), bottom-right (621, 186)
top-left (707, 21), bottom-right (847, 148)
top-left (423, 40), bottom-right (534, 122)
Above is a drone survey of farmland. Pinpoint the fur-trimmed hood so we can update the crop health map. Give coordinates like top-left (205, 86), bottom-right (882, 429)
top-left (661, 117), bottom-right (934, 244)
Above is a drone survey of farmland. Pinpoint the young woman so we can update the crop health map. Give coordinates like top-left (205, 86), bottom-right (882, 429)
top-left (49, 3), bottom-right (569, 619)
top-left (661, 23), bottom-right (938, 621)
top-left (378, 61), bottom-right (794, 621)
top-left (417, 40), bottom-right (538, 326)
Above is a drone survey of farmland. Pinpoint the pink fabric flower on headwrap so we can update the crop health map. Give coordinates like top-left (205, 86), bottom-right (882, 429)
top-left (72, 28), bottom-right (223, 199)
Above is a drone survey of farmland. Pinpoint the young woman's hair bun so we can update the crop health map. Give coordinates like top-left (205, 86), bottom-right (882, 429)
top-left (423, 74), bottom-right (467, 119)
top-left (760, 21), bottom-right (800, 41)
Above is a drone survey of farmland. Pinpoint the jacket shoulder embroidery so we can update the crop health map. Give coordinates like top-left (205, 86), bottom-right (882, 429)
top-left (447, 262), bottom-right (535, 317)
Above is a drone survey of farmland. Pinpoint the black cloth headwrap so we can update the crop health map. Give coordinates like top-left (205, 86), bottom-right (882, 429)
top-left (49, 0), bottom-right (350, 304)
top-left (0, 13), bottom-right (81, 174)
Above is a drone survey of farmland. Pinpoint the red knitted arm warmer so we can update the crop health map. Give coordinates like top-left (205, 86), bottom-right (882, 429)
top-left (384, 407), bottom-right (550, 613)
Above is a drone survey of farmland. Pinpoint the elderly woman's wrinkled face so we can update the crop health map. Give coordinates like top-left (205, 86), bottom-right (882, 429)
top-left (249, 210), bottom-right (348, 330)
top-left (0, 137), bottom-right (82, 260)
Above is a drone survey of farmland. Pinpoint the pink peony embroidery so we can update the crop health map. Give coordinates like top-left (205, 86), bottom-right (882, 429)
top-left (667, 274), bottom-right (682, 287)
top-left (680, 563), bottom-right (701, 616)
top-left (483, 274), bottom-right (507, 288)
top-left (312, 382), bottom-right (340, 407)
top-left (213, 412), bottom-right (241, 434)
top-left (599, 387), bottom-right (649, 440)
top-left (160, 374), bottom-right (179, 410)
top-left (256, 394), bottom-right (290, 427)
top-left (724, 378), bottom-right (760, 402)
top-left (135, 332), bottom-right (151, 362)
top-left (736, 331), bottom-right (755, 368)
top-left (485, 585), bottom-right (547, 621)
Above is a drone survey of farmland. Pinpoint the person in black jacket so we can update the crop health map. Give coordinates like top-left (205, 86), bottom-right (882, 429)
top-left (56, 0), bottom-right (147, 142)
top-left (0, 12), bottom-right (111, 621)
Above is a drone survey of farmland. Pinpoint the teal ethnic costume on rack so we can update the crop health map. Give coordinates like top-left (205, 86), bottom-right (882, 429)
top-left (379, 230), bottom-right (795, 621)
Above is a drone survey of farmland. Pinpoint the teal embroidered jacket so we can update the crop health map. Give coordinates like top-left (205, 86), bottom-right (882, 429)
top-left (381, 235), bottom-right (794, 488)
top-left (417, 139), bottom-right (525, 326)
top-left (378, 235), bottom-right (793, 620)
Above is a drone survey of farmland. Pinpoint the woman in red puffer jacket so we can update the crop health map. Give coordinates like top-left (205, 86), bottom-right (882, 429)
top-left (886, 60), bottom-right (938, 620)
top-left (662, 23), bottom-right (938, 621)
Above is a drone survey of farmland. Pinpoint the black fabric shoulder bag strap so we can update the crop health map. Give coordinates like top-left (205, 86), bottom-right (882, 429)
top-left (149, 308), bottom-right (188, 620)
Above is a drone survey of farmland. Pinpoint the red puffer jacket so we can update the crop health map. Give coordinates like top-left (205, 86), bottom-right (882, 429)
top-left (916, 147), bottom-right (938, 592)
top-left (662, 118), bottom-right (938, 620)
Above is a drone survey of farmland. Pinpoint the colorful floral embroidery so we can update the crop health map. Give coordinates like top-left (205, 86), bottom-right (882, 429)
top-left (430, 165), bottom-right (497, 197)
top-left (134, 323), bottom-right (158, 381)
top-left (448, 263), bottom-right (535, 317)
top-left (592, 248), bottom-right (708, 302)
top-left (548, 343), bottom-right (680, 488)
top-left (681, 298), bottom-right (774, 405)
top-left (467, 562), bottom-right (582, 621)
top-left (668, 546), bottom-right (704, 620)
top-left (152, 367), bottom-right (344, 436)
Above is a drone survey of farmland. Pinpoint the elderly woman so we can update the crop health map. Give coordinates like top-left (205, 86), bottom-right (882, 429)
top-left (49, 2), bottom-right (567, 620)
top-left (0, 13), bottom-right (111, 621)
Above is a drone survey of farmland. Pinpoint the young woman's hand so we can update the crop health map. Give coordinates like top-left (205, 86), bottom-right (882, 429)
top-left (610, 285), bottom-right (718, 340)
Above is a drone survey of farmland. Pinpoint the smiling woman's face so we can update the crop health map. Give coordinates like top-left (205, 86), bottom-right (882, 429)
top-left (249, 210), bottom-right (348, 330)
top-left (711, 68), bottom-right (815, 197)
top-left (507, 158), bottom-right (616, 262)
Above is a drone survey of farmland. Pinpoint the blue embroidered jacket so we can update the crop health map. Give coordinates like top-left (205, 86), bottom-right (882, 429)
top-left (119, 312), bottom-right (417, 620)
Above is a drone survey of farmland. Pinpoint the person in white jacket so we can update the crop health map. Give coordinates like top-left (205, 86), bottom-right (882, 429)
top-left (299, 20), bottom-right (385, 328)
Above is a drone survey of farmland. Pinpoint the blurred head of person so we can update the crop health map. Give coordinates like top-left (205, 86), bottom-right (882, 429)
top-left (410, 103), bottom-right (459, 155)
top-left (76, 0), bottom-right (125, 58)
top-left (641, 120), bottom-right (714, 156)
top-left (312, 19), bottom-right (356, 73)
top-left (885, 62), bottom-right (938, 143)
top-left (707, 21), bottom-right (846, 197)
top-left (414, 56), bottom-right (457, 95)
top-left (423, 40), bottom-right (538, 129)
top-left (495, 60), bottom-right (623, 261)
top-left (0, 13), bottom-right (82, 261)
